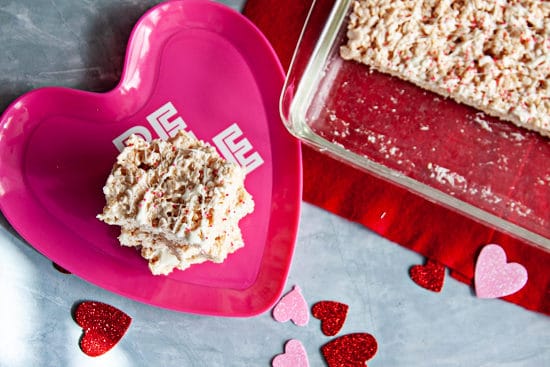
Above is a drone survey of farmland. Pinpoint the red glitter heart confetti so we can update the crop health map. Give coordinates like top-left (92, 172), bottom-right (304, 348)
top-left (311, 301), bottom-right (349, 336)
top-left (74, 301), bottom-right (132, 357)
top-left (409, 258), bottom-right (446, 292)
top-left (321, 332), bottom-right (378, 367)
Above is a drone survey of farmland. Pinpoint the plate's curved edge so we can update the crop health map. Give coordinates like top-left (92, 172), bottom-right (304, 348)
top-left (114, 0), bottom-right (275, 102)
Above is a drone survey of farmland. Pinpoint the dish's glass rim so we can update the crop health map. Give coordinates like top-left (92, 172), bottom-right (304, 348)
top-left (280, 0), bottom-right (550, 250)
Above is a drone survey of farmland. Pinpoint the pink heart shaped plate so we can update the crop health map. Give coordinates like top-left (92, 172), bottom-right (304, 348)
top-left (0, 0), bottom-right (302, 316)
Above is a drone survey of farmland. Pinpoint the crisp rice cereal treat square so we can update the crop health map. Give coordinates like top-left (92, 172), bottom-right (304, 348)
top-left (340, 0), bottom-right (550, 137)
top-left (98, 130), bottom-right (254, 275)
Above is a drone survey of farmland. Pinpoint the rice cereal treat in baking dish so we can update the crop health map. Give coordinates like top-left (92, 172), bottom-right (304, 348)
top-left (340, 0), bottom-right (550, 137)
top-left (97, 130), bottom-right (254, 275)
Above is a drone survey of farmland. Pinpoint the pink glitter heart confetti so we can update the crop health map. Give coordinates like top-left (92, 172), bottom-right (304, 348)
top-left (272, 339), bottom-right (309, 367)
top-left (272, 285), bottom-right (309, 326)
top-left (474, 244), bottom-right (528, 299)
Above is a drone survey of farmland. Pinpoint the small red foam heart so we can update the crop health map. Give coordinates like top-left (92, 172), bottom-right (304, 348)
top-left (74, 301), bottom-right (132, 357)
top-left (409, 259), bottom-right (445, 292)
top-left (311, 301), bottom-right (349, 336)
top-left (321, 333), bottom-right (378, 367)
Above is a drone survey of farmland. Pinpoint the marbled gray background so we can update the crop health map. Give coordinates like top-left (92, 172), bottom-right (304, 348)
top-left (0, 1), bottom-right (548, 366)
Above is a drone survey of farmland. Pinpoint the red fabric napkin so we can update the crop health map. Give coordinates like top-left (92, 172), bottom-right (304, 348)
top-left (243, 0), bottom-right (550, 315)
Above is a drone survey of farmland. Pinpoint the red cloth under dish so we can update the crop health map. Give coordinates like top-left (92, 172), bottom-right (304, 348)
top-left (243, 0), bottom-right (549, 315)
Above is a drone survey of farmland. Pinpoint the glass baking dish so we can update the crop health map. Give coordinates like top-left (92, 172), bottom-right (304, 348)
top-left (280, 0), bottom-right (549, 250)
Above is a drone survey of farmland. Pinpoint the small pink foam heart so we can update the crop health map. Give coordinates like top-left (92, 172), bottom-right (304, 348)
top-left (474, 244), bottom-right (528, 299)
top-left (272, 285), bottom-right (309, 326)
top-left (272, 339), bottom-right (309, 367)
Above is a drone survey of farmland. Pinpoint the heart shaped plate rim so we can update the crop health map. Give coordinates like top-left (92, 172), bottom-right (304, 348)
top-left (0, 0), bottom-right (302, 316)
